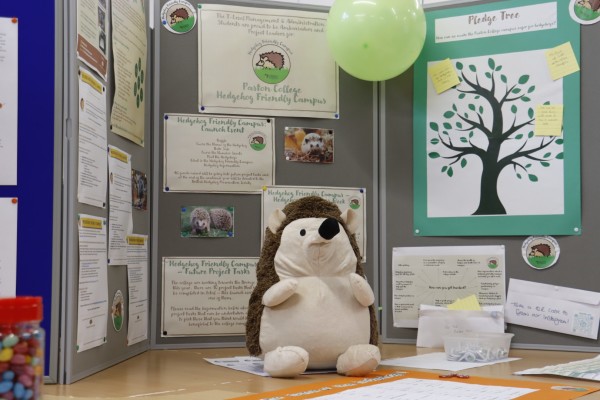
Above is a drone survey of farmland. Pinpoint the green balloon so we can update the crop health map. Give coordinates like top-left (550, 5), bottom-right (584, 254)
top-left (327, 0), bottom-right (426, 81)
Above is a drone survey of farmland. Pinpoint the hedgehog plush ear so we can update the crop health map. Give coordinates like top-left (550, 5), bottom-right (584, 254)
top-left (268, 209), bottom-right (286, 234)
top-left (341, 208), bottom-right (359, 234)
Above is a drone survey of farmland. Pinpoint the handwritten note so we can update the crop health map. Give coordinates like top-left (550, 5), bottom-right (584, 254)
top-left (545, 42), bottom-right (579, 80)
top-left (428, 59), bottom-right (460, 94)
top-left (535, 104), bottom-right (563, 136)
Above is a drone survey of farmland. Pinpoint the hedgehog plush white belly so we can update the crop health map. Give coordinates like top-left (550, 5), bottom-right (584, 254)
top-left (259, 276), bottom-right (371, 369)
top-left (247, 202), bottom-right (380, 378)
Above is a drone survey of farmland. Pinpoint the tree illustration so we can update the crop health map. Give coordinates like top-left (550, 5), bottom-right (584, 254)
top-left (428, 57), bottom-right (564, 215)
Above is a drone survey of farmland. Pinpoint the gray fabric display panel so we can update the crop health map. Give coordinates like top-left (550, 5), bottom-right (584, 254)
top-left (152, 0), bottom-right (378, 348)
top-left (381, 0), bottom-right (600, 351)
top-left (60, 0), bottom-right (152, 383)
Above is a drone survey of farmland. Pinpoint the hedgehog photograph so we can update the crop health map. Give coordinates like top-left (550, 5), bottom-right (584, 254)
top-left (246, 196), bottom-right (379, 378)
top-left (284, 127), bottom-right (334, 163)
top-left (181, 206), bottom-right (234, 238)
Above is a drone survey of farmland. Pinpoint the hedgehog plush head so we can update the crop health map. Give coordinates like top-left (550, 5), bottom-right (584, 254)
top-left (245, 196), bottom-right (378, 357)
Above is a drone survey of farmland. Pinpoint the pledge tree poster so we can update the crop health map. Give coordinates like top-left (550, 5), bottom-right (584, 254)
top-left (413, 0), bottom-right (581, 236)
top-left (197, 4), bottom-right (339, 119)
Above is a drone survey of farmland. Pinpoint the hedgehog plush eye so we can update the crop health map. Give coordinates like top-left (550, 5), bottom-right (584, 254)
top-left (300, 229), bottom-right (306, 236)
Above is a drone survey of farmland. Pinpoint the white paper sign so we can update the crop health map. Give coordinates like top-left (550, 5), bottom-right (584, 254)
top-left (435, 3), bottom-right (557, 43)
top-left (0, 198), bottom-right (17, 297)
top-left (78, 67), bottom-right (107, 208)
top-left (261, 186), bottom-right (366, 262)
top-left (126, 234), bottom-right (148, 345)
top-left (76, 0), bottom-right (109, 79)
top-left (505, 278), bottom-right (600, 339)
top-left (162, 257), bottom-right (257, 336)
top-left (77, 214), bottom-right (108, 352)
top-left (0, 17), bottom-right (18, 185)
top-left (108, 145), bottom-right (132, 265)
top-left (392, 246), bottom-right (506, 328)
top-left (163, 114), bottom-right (275, 192)
top-left (198, 4), bottom-right (339, 119)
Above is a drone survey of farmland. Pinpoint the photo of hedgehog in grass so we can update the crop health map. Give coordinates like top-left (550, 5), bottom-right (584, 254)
top-left (181, 206), bottom-right (234, 238)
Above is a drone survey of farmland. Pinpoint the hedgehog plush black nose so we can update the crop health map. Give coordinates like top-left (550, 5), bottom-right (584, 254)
top-left (318, 218), bottom-right (340, 240)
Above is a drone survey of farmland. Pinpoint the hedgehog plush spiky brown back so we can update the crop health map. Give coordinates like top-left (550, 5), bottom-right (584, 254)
top-left (245, 196), bottom-right (378, 360)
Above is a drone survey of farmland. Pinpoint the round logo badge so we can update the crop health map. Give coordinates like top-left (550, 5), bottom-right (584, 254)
top-left (249, 132), bottom-right (266, 151)
top-left (569, 0), bottom-right (600, 24)
top-left (111, 290), bottom-right (125, 332)
top-left (161, 0), bottom-right (197, 34)
top-left (522, 236), bottom-right (560, 270)
top-left (253, 45), bottom-right (291, 84)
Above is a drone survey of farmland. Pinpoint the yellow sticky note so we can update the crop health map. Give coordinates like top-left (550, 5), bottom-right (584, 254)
top-left (428, 58), bottom-right (460, 94)
top-left (447, 294), bottom-right (481, 310)
top-left (545, 42), bottom-right (580, 80)
top-left (535, 104), bottom-right (564, 136)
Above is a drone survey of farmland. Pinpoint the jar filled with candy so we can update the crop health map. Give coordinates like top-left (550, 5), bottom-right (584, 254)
top-left (0, 297), bottom-right (44, 400)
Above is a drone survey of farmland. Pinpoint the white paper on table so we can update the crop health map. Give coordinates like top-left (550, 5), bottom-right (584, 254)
top-left (0, 17), bottom-right (18, 185)
top-left (204, 356), bottom-right (336, 377)
top-left (0, 198), bottom-right (17, 296)
top-left (515, 354), bottom-right (600, 381)
top-left (505, 278), bottom-right (600, 339)
top-left (126, 234), bottom-right (148, 345)
top-left (76, 214), bottom-right (108, 352)
top-left (380, 352), bottom-right (520, 372)
top-left (417, 305), bottom-right (505, 348)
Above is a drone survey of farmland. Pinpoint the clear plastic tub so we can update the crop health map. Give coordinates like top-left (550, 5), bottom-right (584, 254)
top-left (444, 332), bottom-right (514, 362)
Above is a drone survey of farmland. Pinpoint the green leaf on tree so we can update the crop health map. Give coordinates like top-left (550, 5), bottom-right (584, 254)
top-left (430, 138), bottom-right (440, 145)
top-left (528, 131), bottom-right (534, 138)
top-left (443, 131), bottom-right (449, 136)
top-left (515, 134), bottom-right (523, 139)
top-left (488, 58), bottom-right (495, 69)
top-left (447, 167), bottom-right (454, 177)
top-left (442, 166), bottom-right (448, 172)
top-left (460, 137), bottom-right (468, 143)
top-left (543, 101), bottom-right (550, 105)
top-left (458, 93), bottom-right (466, 99)
top-left (468, 104), bottom-right (476, 111)
top-left (525, 163), bottom-right (532, 168)
top-left (541, 161), bottom-right (550, 167)
top-left (479, 106), bottom-right (484, 114)
top-left (429, 152), bottom-right (441, 159)
top-left (495, 66), bottom-right (503, 72)
top-left (512, 88), bottom-right (521, 94)
top-left (543, 152), bottom-right (551, 158)
top-left (430, 122), bottom-right (439, 131)
top-left (456, 62), bottom-right (463, 70)
top-left (456, 122), bottom-right (463, 128)
top-left (485, 72), bottom-right (492, 79)
top-left (527, 86), bottom-right (536, 93)
top-left (469, 65), bottom-right (476, 72)
top-left (528, 108), bottom-right (534, 118)
top-left (461, 158), bottom-right (467, 168)
top-left (452, 104), bottom-right (457, 111)
top-left (521, 96), bottom-right (531, 102)
top-left (517, 173), bottom-right (522, 179)
top-left (443, 122), bottom-right (452, 129)
top-left (528, 174), bottom-right (538, 182)
top-left (555, 139), bottom-right (564, 145)
top-left (443, 111), bottom-right (455, 118)
top-left (556, 152), bottom-right (564, 159)
top-left (518, 75), bottom-right (530, 84)
top-left (511, 105), bottom-right (517, 114)
top-left (469, 131), bottom-right (474, 138)
top-left (501, 75), bottom-right (507, 83)
top-left (475, 96), bottom-right (480, 99)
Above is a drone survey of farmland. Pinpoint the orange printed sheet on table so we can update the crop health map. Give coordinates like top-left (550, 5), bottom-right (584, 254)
top-left (230, 369), bottom-right (598, 400)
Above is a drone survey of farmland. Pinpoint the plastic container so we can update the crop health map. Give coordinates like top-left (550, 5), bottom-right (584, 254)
top-left (0, 297), bottom-right (44, 399)
top-left (444, 332), bottom-right (514, 362)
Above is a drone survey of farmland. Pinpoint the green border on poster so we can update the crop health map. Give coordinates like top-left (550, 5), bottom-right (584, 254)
top-left (413, 0), bottom-right (581, 236)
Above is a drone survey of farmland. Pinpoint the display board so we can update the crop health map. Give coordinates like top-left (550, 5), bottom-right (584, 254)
top-left (152, 0), bottom-right (378, 348)
top-left (382, 0), bottom-right (600, 351)
top-left (0, 0), bottom-right (60, 382)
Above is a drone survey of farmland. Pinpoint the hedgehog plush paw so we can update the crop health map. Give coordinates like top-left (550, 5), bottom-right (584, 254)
top-left (263, 346), bottom-right (309, 378)
top-left (336, 344), bottom-right (380, 377)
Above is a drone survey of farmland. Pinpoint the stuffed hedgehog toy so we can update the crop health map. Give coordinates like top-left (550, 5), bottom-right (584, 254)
top-left (246, 196), bottom-right (380, 378)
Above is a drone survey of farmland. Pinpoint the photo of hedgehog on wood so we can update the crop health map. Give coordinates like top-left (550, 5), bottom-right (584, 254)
top-left (180, 206), bottom-right (234, 238)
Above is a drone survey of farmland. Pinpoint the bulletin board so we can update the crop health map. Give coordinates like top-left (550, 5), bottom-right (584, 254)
top-left (151, 0), bottom-right (378, 348)
top-left (0, 0), bottom-right (61, 382)
top-left (381, 0), bottom-right (600, 351)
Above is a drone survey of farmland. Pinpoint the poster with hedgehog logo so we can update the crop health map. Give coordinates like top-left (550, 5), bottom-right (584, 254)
top-left (412, 0), bottom-right (581, 236)
top-left (197, 4), bottom-right (339, 119)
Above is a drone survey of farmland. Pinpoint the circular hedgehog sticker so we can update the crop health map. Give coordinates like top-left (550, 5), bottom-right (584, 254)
top-left (569, 0), bottom-right (600, 24)
top-left (249, 132), bottom-right (266, 151)
top-left (522, 236), bottom-right (560, 270)
top-left (161, 0), bottom-right (197, 34)
top-left (253, 45), bottom-right (290, 84)
top-left (349, 197), bottom-right (361, 210)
